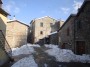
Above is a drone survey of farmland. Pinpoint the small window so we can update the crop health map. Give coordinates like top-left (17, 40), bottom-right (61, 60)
top-left (40, 31), bottom-right (43, 35)
top-left (40, 22), bottom-right (43, 27)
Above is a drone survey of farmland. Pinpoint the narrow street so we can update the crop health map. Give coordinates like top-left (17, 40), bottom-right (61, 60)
top-left (9, 45), bottom-right (90, 67)
top-left (33, 46), bottom-right (90, 67)
top-left (33, 46), bottom-right (60, 67)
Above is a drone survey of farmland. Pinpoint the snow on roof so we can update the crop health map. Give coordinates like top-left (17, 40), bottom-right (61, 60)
top-left (7, 19), bottom-right (29, 27)
top-left (30, 16), bottom-right (57, 24)
top-left (34, 16), bottom-right (56, 20)
top-left (49, 31), bottom-right (57, 35)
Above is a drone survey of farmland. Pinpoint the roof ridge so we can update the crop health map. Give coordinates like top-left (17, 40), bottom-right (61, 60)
top-left (34, 16), bottom-right (56, 21)
top-left (7, 20), bottom-right (29, 27)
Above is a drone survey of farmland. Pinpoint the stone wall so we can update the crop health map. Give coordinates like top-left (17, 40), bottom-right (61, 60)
top-left (74, 2), bottom-right (90, 54)
top-left (6, 21), bottom-right (29, 48)
top-left (58, 15), bottom-right (75, 51)
top-left (49, 33), bottom-right (58, 45)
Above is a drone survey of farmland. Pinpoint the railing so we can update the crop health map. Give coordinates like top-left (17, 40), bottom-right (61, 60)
top-left (0, 30), bottom-right (12, 57)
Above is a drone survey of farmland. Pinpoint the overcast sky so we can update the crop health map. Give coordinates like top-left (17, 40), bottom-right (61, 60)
top-left (3, 0), bottom-right (84, 25)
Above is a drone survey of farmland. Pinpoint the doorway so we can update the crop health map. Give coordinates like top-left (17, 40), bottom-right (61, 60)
top-left (76, 41), bottom-right (85, 55)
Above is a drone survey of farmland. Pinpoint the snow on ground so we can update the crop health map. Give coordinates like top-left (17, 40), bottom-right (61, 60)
top-left (11, 55), bottom-right (38, 67)
top-left (45, 45), bottom-right (90, 63)
top-left (45, 44), bottom-right (58, 49)
top-left (12, 44), bottom-right (36, 56)
top-left (44, 63), bottom-right (48, 67)
top-left (27, 44), bottom-right (41, 47)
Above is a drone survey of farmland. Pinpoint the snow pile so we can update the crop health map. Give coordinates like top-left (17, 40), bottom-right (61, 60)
top-left (75, 54), bottom-right (90, 63)
top-left (45, 45), bottom-right (90, 63)
top-left (12, 44), bottom-right (35, 56)
top-left (45, 47), bottom-right (75, 62)
top-left (45, 44), bottom-right (58, 49)
top-left (11, 55), bottom-right (38, 67)
top-left (27, 44), bottom-right (41, 47)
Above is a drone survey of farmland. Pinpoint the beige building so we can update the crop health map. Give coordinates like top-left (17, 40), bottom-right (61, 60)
top-left (6, 20), bottom-right (29, 48)
top-left (30, 16), bottom-right (57, 44)
top-left (0, 4), bottom-right (9, 37)
top-left (0, 0), bottom-right (11, 66)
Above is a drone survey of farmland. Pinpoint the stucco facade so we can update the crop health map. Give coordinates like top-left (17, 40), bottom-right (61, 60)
top-left (6, 20), bottom-right (29, 48)
top-left (0, 8), bottom-right (9, 41)
top-left (0, 0), bottom-right (11, 66)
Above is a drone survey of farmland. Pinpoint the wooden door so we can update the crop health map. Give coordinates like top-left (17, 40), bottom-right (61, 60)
top-left (76, 41), bottom-right (85, 55)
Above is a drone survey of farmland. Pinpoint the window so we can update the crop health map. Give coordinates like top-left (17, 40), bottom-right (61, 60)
top-left (67, 28), bottom-right (70, 36)
top-left (40, 22), bottom-right (43, 27)
top-left (40, 31), bottom-right (43, 35)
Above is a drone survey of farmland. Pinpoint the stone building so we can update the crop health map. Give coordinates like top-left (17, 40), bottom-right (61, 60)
top-left (58, 14), bottom-right (76, 51)
top-left (6, 20), bottom-right (29, 48)
top-left (58, 0), bottom-right (90, 54)
top-left (49, 32), bottom-right (58, 45)
top-left (49, 20), bottom-right (64, 45)
top-left (30, 16), bottom-right (56, 44)
top-left (51, 20), bottom-right (64, 32)
top-left (74, 0), bottom-right (90, 54)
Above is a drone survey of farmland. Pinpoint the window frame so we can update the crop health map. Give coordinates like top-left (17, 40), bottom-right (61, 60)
top-left (40, 31), bottom-right (43, 35)
top-left (40, 22), bottom-right (43, 27)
